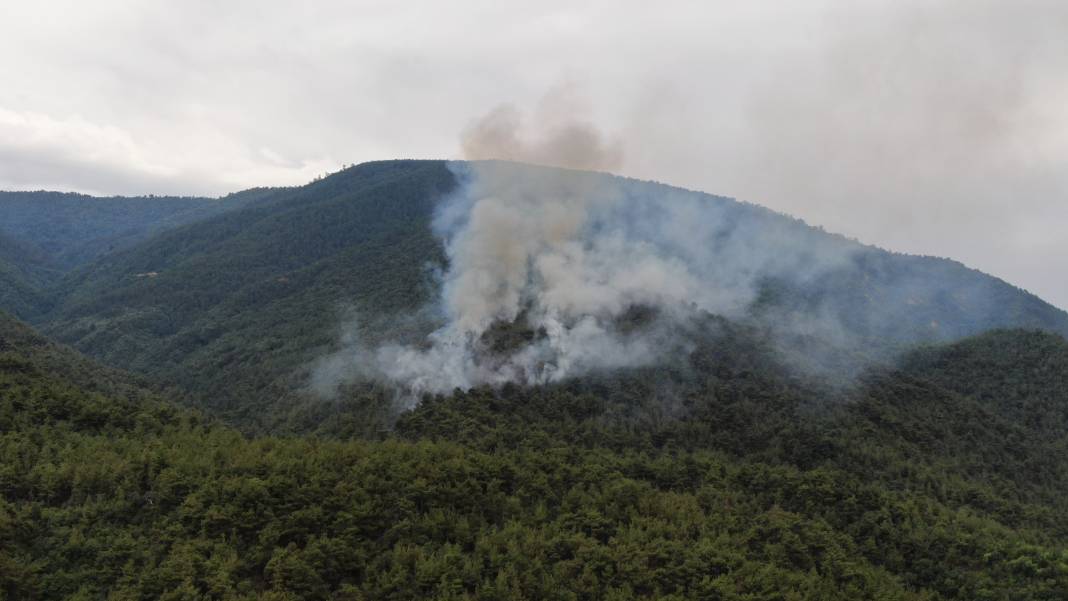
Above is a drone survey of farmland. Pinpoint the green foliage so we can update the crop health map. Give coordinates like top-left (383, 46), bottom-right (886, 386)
top-left (3, 312), bottom-right (1068, 599)
top-left (0, 232), bottom-right (58, 321)
top-left (3, 161), bottom-right (1068, 597)
top-left (40, 161), bottom-right (454, 428)
top-left (0, 188), bottom-right (273, 270)
top-left (0, 188), bottom-right (274, 323)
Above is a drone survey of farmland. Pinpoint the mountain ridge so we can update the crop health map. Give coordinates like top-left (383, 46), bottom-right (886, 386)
top-left (2, 160), bottom-right (1066, 429)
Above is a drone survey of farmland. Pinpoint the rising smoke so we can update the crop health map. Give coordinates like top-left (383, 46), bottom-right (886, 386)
top-left (311, 91), bottom-right (862, 401)
top-left (460, 84), bottom-right (624, 173)
top-left (311, 81), bottom-right (1056, 402)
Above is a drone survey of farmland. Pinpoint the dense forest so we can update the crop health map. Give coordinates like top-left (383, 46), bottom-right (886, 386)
top-left (2, 161), bottom-right (1068, 599)
top-left (0, 190), bottom-right (276, 271)
top-left (2, 311), bottom-right (1068, 599)
top-left (0, 231), bottom-right (55, 320)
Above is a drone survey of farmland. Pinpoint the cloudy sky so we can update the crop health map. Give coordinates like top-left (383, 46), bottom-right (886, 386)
top-left (2, 0), bottom-right (1066, 307)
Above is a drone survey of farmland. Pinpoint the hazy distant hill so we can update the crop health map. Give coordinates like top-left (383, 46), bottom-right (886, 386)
top-left (0, 188), bottom-right (277, 271)
top-left (0, 231), bottom-right (57, 320)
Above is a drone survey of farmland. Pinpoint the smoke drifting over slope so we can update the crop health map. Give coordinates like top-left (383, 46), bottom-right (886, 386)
top-left (311, 84), bottom-right (1068, 401)
top-left (322, 159), bottom-right (858, 400)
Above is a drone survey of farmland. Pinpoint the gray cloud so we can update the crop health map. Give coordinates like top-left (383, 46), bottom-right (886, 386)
top-left (1, 0), bottom-right (1065, 306)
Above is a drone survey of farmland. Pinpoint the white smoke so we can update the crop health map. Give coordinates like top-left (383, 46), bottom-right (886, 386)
top-left (348, 159), bottom-right (857, 401)
top-left (460, 84), bottom-right (624, 173)
top-left (311, 92), bottom-right (861, 402)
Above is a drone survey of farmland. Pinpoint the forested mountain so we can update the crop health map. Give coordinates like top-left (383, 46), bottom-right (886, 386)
top-left (3, 310), bottom-right (1068, 599)
top-left (3, 160), bottom-right (1062, 429)
top-left (0, 188), bottom-right (276, 273)
top-left (38, 161), bottom-right (455, 425)
top-left (3, 161), bottom-right (1068, 598)
top-left (0, 231), bottom-right (57, 321)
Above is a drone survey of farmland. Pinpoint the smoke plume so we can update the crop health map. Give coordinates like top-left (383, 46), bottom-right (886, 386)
top-left (460, 86), bottom-right (624, 172)
top-left (318, 155), bottom-right (860, 402)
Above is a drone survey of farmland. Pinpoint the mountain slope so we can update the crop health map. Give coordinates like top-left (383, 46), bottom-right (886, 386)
top-left (397, 324), bottom-right (1068, 518)
top-left (3, 310), bottom-right (1067, 599)
top-left (0, 231), bottom-right (57, 320)
top-left (393, 327), bottom-right (1068, 598)
top-left (0, 188), bottom-right (276, 272)
top-left (30, 160), bottom-right (1068, 428)
top-left (42, 160), bottom-right (455, 421)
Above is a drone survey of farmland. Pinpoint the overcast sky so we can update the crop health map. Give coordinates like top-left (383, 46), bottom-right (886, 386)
top-left (2, 0), bottom-right (1066, 308)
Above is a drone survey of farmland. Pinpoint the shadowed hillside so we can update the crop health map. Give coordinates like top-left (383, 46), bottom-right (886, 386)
top-left (0, 188), bottom-right (278, 270)
top-left (0, 231), bottom-right (57, 321)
